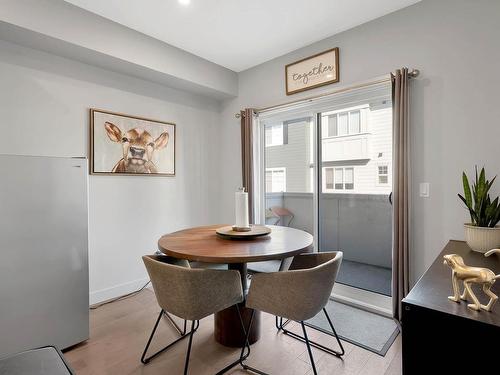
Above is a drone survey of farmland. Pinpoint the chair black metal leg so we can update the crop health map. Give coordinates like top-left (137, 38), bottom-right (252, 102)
top-left (275, 308), bottom-right (345, 358)
top-left (301, 321), bottom-right (318, 375)
top-left (183, 320), bottom-right (197, 375)
top-left (141, 310), bottom-right (196, 364)
top-left (214, 304), bottom-right (251, 375)
top-left (322, 308), bottom-right (345, 356)
top-left (237, 310), bottom-right (270, 375)
top-left (141, 310), bottom-right (164, 364)
top-left (237, 305), bottom-right (251, 363)
top-left (239, 309), bottom-right (254, 365)
top-left (275, 315), bottom-right (292, 331)
top-left (163, 310), bottom-right (187, 335)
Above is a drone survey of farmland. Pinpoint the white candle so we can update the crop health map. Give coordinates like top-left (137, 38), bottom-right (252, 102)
top-left (235, 188), bottom-right (249, 228)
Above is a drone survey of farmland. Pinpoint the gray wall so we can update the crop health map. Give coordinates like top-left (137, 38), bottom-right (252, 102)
top-left (0, 39), bottom-right (221, 304)
top-left (218, 0), bottom-right (500, 284)
top-left (0, 0), bottom-right (238, 98)
top-left (267, 192), bottom-right (314, 235)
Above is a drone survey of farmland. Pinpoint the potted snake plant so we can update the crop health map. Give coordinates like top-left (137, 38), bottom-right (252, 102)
top-left (458, 167), bottom-right (500, 253)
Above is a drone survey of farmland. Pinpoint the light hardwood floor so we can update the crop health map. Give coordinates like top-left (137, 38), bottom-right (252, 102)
top-left (65, 289), bottom-right (401, 375)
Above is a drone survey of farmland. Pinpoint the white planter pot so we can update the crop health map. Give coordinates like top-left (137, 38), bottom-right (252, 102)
top-left (464, 224), bottom-right (500, 253)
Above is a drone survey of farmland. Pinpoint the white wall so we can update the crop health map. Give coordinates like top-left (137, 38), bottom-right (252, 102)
top-left (218, 0), bottom-right (500, 284)
top-left (0, 39), bottom-right (221, 304)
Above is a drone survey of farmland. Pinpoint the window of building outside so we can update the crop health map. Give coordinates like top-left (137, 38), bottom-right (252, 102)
top-left (324, 167), bottom-right (354, 191)
top-left (265, 124), bottom-right (284, 146)
top-left (344, 167), bottom-right (354, 189)
top-left (324, 109), bottom-right (362, 137)
top-left (325, 168), bottom-right (334, 190)
top-left (378, 165), bottom-right (389, 185)
top-left (265, 168), bottom-right (286, 192)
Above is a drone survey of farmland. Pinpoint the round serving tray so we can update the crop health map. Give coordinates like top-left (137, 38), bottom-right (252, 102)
top-left (216, 225), bottom-right (271, 240)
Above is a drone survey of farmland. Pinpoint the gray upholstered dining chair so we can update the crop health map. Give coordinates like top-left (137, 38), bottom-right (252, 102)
top-left (275, 252), bottom-right (345, 357)
top-left (150, 254), bottom-right (191, 336)
top-left (238, 251), bottom-right (344, 375)
top-left (141, 255), bottom-right (246, 375)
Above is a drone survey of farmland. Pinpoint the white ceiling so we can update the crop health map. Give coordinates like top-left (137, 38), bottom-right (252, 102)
top-left (64, 0), bottom-right (420, 72)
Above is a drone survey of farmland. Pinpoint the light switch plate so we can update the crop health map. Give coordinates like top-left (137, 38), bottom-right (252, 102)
top-left (419, 182), bottom-right (430, 197)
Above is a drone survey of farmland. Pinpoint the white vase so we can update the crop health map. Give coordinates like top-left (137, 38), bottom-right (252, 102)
top-left (464, 224), bottom-right (500, 253)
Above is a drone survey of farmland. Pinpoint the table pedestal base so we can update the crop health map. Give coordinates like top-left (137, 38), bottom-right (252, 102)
top-left (214, 303), bottom-right (261, 347)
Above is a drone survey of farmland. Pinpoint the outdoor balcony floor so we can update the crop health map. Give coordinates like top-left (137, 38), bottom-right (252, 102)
top-left (336, 259), bottom-right (392, 296)
top-left (249, 258), bottom-right (391, 297)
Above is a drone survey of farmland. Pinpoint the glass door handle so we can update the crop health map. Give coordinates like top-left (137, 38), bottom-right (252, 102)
top-left (389, 192), bottom-right (393, 205)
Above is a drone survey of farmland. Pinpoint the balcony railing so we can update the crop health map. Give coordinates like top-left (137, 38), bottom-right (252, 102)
top-left (265, 191), bottom-right (391, 269)
top-left (266, 191), bottom-right (392, 295)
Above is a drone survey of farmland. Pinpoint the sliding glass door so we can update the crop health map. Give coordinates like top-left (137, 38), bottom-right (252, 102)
top-left (262, 116), bottom-right (315, 237)
top-left (258, 81), bottom-right (392, 298)
top-left (318, 100), bottom-right (393, 296)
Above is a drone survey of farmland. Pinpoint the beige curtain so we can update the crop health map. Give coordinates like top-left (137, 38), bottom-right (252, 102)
top-left (241, 108), bottom-right (255, 224)
top-left (392, 68), bottom-right (410, 321)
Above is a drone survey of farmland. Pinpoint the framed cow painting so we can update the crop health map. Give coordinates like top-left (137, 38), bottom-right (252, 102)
top-left (90, 109), bottom-right (175, 176)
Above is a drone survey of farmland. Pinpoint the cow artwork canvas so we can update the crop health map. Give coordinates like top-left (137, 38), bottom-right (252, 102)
top-left (90, 109), bottom-right (175, 176)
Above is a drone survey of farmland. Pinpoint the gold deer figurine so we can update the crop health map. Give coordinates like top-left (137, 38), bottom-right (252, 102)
top-left (443, 254), bottom-right (499, 312)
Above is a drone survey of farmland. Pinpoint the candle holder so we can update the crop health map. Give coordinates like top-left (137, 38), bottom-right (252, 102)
top-left (216, 225), bottom-right (272, 240)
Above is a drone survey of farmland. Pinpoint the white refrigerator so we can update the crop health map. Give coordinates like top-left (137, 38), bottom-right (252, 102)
top-left (0, 155), bottom-right (89, 357)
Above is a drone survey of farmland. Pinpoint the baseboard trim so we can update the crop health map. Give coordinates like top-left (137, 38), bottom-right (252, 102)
top-left (89, 277), bottom-right (150, 305)
top-left (331, 283), bottom-right (393, 317)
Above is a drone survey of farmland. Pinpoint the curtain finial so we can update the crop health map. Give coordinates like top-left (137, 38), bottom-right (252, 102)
top-left (408, 69), bottom-right (420, 78)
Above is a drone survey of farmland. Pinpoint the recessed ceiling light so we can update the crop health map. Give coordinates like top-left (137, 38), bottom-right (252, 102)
top-left (178, 0), bottom-right (190, 5)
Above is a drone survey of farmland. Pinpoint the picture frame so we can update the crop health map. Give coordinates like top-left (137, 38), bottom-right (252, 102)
top-left (285, 47), bottom-right (339, 95)
top-left (89, 108), bottom-right (176, 176)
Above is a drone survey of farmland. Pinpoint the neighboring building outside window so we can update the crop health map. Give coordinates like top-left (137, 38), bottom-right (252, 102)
top-left (378, 165), bottom-right (389, 185)
top-left (265, 124), bottom-right (284, 146)
top-left (266, 167), bottom-right (286, 192)
top-left (324, 167), bottom-right (354, 191)
top-left (264, 100), bottom-right (392, 195)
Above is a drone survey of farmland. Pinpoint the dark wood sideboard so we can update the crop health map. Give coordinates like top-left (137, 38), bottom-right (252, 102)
top-left (402, 240), bottom-right (500, 374)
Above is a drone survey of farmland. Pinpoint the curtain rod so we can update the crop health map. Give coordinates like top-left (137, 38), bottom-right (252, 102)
top-left (235, 68), bottom-right (419, 118)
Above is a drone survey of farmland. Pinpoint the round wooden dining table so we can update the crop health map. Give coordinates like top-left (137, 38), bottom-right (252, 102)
top-left (157, 224), bottom-right (313, 347)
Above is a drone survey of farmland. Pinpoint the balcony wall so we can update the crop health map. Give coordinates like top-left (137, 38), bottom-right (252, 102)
top-left (321, 133), bottom-right (371, 162)
top-left (266, 192), bottom-right (392, 268)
